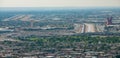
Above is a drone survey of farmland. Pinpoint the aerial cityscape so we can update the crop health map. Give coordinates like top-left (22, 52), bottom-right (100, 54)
top-left (0, 0), bottom-right (120, 58)
top-left (0, 7), bottom-right (120, 58)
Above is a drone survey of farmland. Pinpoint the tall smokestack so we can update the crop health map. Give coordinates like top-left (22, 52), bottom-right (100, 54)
top-left (30, 20), bottom-right (34, 27)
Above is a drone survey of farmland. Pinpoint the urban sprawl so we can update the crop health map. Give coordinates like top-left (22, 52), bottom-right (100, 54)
top-left (0, 8), bottom-right (120, 58)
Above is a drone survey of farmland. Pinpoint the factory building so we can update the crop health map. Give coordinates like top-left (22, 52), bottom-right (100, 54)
top-left (106, 16), bottom-right (113, 25)
top-left (105, 17), bottom-right (120, 32)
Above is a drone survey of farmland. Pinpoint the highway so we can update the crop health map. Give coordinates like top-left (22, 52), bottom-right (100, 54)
top-left (74, 23), bottom-right (96, 33)
top-left (85, 23), bottom-right (95, 33)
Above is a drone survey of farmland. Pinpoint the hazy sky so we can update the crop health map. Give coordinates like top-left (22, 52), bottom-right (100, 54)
top-left (0, 0), bottom-right (120, 7)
